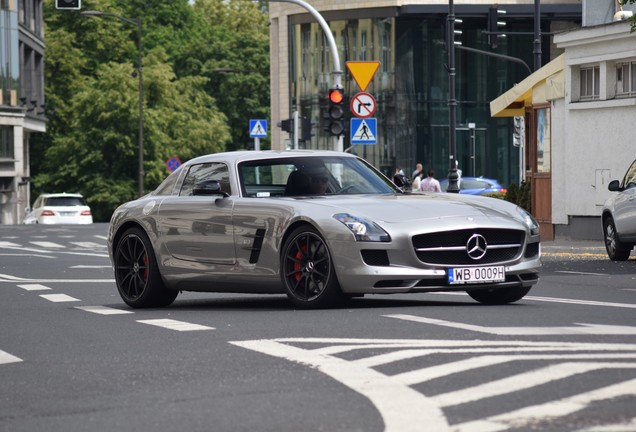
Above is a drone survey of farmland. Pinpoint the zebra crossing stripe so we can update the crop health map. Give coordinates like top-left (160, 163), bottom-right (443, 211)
top-left (454, 377), bottom-right (636, 432)
top-left (433, 361), bottom-right (636, 408)
top-left (39, 294), bottom-right (81, 302)
top-left (0, 241), bottom-right (21, 247)
top-left (75, 306), bottom-right (133, 315)
top-left (69, 242), bottom-right (105, 248)
top-left (0, 350), bottom-right (22, 365)
top-left (137, 319), bottom-right (214, 331)
top-left (29, 241), bottom-right (65, 248)
top-left (17, 284), bottom-right (51, 291)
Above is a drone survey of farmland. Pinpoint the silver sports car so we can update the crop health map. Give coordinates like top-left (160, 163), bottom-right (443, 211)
top-left (107, 150), bottom-right (541, 309)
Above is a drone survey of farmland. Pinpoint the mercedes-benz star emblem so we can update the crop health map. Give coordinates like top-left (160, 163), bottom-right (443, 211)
top-left (466, 234), bottom-right (488, 260)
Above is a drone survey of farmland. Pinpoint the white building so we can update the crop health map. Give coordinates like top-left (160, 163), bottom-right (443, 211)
top-left (491, 0), bottom-right (636, 240)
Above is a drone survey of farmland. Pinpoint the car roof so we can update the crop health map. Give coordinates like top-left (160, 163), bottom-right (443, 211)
top-left (186, 150), bottom-right (358, 166)
top-left (38, 193), bottom-right (85, 198)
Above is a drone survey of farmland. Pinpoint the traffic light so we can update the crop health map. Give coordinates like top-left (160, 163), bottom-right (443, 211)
top-left (487, 7), bottom-right (506, 47)
top-left (513, 116), bottom-right (525, 147)
top-left (279, 118), bottom-right (292, 133)
top-left (324, 86), bottom-right (345, 136)
top-left (56, 0), bottom-right (81, 9)
top-left (300, 117), bottom-right (314, 142)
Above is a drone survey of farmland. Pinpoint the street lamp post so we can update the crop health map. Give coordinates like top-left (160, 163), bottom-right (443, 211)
top-left (446, 0), bottom-right (460, 193)
top-left (81, 10), bottom-right (145, 197)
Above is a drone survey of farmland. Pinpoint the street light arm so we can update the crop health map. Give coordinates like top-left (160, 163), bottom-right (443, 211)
top-left (81, 10), bottom-right (139, 28)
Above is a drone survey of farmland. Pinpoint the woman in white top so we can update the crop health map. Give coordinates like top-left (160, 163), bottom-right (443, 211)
top-left (419, 169), bottom-right (442, 192)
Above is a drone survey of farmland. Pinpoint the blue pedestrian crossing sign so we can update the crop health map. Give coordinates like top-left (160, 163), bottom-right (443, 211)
top-left (249, 119), bottom-right (268, 138)
top-left (350, 118), bottom-right (377, 144)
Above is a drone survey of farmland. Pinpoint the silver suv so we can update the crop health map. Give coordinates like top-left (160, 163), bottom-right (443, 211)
top-left (602, 159), bottom-right (636, 260)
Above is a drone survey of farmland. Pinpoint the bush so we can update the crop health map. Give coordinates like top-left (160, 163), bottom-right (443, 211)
top-left (505, 181), bottom-right (531, 212)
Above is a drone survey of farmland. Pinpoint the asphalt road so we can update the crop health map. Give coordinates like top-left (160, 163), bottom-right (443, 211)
top-left (1, 224), bottom-right (635, 432)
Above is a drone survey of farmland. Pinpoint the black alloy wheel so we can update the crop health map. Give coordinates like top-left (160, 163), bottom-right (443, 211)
top-left (114, 227), bottom-right (178, 308)
top-left (281, 226), bottom-right (344, 308)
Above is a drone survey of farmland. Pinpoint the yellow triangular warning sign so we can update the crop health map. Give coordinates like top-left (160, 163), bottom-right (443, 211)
top-left (346, 61), bottom-right (380, 92)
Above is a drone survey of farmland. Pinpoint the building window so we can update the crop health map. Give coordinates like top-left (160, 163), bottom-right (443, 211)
top-left (617, 61), bottom-right (636, 97)
top-left (579, 66), bottom-right (600, 100)
top-left (0, 126), bottom-right (14, 159)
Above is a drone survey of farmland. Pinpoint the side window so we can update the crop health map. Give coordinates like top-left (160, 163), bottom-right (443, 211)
top-left (180, 162), bottom-right (231, 196)
top-left (623, 160), bottom-right (636, 190)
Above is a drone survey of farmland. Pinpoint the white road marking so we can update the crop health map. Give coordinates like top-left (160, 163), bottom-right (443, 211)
top-left (232, 338), bottom-right (636, 432)
top-left (232, 339), bottom-right (448, 432)
top-left (75, 305), bottom-right (133, 315)
top-left (526, 295), bottom-right (636, 309)
top-left (0, 241), bottom-right (21, 247)
top-left (576, 417), bottom-right (636, 431)
top-left (17, 284), bottom-right (51, 291)
top-left (137, 319), bottom-right (214, 331)
top-left (384, 314), bottom-right (636, 335)
top-left (39, 293), bottom-right (81, 302)
top-left (69, 265), bottom-right (112, 269)
top-left (69, 242), bottom-right (105, 248)
top-left (0, 350), bottom-right (22, 365)
top-left (0, 253), bottom-right (55, 258)
top-left (0, 273), bottom-right (114, 283)
top-left (555, 270), bottom-right (608, 276)
top-left (94, 235), bottom-right (108, 240)
top-left (29, 241), bottom-right (65, 248)
top-left (433, 362), bottom-right (636, 408)
top-left (453, 377), bottom-right (636, 432)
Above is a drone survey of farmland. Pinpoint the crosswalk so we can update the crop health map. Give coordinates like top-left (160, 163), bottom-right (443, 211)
top-left (0, 239), bottom-right (107, 254)
top-left (232, 337), bottom-right (636, 432)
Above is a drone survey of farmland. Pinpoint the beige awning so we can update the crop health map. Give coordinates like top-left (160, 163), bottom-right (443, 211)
top-left (490, 54), bottom-right (565, 118)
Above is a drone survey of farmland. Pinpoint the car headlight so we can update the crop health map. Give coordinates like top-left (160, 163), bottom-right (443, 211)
top-left (517, 207), bottom-right (540, 236)
top-left (333, 213), bottom-right (391, 242)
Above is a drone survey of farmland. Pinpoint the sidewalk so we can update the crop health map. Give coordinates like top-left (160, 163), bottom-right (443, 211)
top-left (541, 239), bottom-right (606, 255)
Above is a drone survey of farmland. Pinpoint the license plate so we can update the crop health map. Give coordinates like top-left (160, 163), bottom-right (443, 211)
top-left (60, 211), bottom-right (76, 216)
top-left (448, 266), bottom-right (505, 285)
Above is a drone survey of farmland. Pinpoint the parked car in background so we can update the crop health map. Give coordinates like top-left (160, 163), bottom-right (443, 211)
top-left (439, 176), bottom-right (508, 195)
top-left (602, 158), bottom-right (636, 260)
top-left (107, 150), bottom-right (541, 310)
top-left (23, 193), bottom-right (93, 225)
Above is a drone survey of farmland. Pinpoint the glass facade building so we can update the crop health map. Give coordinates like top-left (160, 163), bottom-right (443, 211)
top-left (275, 3), bottom-right (580, 187)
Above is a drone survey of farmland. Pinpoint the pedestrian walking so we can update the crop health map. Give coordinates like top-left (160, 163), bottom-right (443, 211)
top-left (419, 169), bottom-right (442, 192)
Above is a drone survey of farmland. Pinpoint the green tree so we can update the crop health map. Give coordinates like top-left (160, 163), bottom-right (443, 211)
top-left (35, 0), bottom-right (233, 221)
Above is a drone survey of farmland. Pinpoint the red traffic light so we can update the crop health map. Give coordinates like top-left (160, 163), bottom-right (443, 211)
top-left (328, 89), bottom-right (344, 104)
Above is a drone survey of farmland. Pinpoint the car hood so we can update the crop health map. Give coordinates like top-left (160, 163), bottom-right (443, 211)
top-left (293, 193), bottom-right (518, 223)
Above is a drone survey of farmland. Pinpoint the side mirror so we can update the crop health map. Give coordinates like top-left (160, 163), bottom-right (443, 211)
top-left (193, 180), bottom-right (228, 197)
top-left (607, 179), bottom-right (621, 192)
top-left (25, 207), bottom-right (31, 213)
top-left (392, 173), bottom-right (410, 191)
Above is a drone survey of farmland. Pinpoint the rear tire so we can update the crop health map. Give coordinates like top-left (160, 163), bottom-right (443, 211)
top-left (603, 216), bottom-right (631, 261)
top-left (114, 227), bottom-right (178, 308)
top-left (281, 226), bottom-right (345, 309)
top-left (467, 286), bottom-right (531, 305)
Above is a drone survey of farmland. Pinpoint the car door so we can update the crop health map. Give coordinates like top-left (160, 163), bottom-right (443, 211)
top-left (158, 162), bottom-right (236, 265)
top-left (613, 159), bottom-right (636, 241)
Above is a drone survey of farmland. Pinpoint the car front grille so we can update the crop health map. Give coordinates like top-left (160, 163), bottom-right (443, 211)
top-left (412, 228), bottom-right (525, 265)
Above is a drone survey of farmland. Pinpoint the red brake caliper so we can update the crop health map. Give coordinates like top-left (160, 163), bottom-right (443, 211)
top-left (293, 244), bottom-right (308, 287)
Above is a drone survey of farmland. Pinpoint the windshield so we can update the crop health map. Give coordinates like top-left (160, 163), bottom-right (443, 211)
top-left (239, 156), bottom-right (399, 197)
top-left (45, 197), bottom-right (87, 206)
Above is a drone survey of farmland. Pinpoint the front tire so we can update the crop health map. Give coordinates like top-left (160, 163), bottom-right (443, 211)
top-left (603, 216), bottom-right (631, 261)
top-left (467, 286), bottom-right (531, 305)
top-left (114, 227), bottom-right (178, 308)
top-left (281, 226), bottom-right (344, 308)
